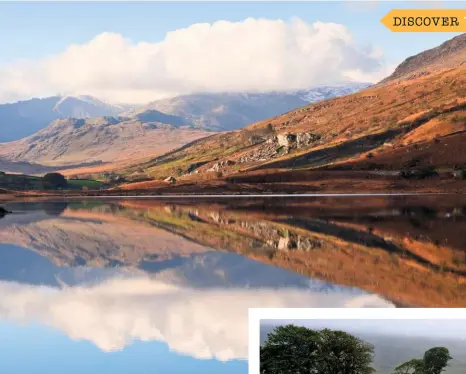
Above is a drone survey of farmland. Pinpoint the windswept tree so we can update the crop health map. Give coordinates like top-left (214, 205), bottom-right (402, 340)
top-left (423, 347), bottom-right (452, 374)
top-left (260, 324), bottom-right (375, 374)
top-left (392, 347), bottom-right (452, 374)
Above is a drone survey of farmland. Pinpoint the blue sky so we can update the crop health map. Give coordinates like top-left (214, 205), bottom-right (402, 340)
top-left (0, 1), bottom-right (464, 104)
top-left (0, 322), bottom-right (247, 374)
top-left (1, 1), bottom-right (463, 64)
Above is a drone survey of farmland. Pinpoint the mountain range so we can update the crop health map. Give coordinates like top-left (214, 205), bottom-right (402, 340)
top-left (112, 33), bottom-right (466, 191)
top-left (0, 83), bottom-right (369, 173)
top-left (125, 84), bottom-right (370, 131)
top-left (1, 34), bottom-right (465, 194)
top-left (0, 95), bottom-right (128, 142)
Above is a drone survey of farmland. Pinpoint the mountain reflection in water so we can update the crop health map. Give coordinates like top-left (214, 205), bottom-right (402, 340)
top-left (0, 195), bottom-right (465, 372)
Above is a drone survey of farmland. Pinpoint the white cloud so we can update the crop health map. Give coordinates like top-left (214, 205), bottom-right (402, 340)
top-left (0, 18), bottom-right (389, 104)
top-left (0, 277), bottom-right (393, 361)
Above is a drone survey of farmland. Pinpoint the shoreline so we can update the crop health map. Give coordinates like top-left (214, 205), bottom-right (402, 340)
top-left (2, 174), bottom-right (466, 202)
top-left (1, 190), bottom-right (464, 203)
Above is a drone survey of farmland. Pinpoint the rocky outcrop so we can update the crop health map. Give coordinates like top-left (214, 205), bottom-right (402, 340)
top-left (296, 132), bottom-right (321, 147)
top-left (277, 132), bottom-right (321, 149)
top-left (207, 160), bottom-right (236, 172)
top-left (238, 143), bottom-right (279, 164)
top-left (237, 131), bottom-right (321, 164)
top-left (277, 133), bottom-right (297, 148)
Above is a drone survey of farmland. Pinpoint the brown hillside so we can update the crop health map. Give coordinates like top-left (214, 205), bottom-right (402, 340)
top-left (92, 34), bottom-right (465, 194)
top-left (119, 65), bottom-right (466, 183)
top-left (380, 33), bottom-right (466, 84)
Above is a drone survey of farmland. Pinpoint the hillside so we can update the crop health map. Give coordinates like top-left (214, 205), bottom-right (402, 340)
top-left (0, 95), bottom-right (127, 142)
top-left (0, 85), bottom-right (368, 176)
top-left (0, 116), bottom-right (210, 173)
top-left (380, 33), bottom-right (466, 84)
top-left (117, 34), bottom-right (466, 189)
top-left (125, 84), bottom-right (370, 131)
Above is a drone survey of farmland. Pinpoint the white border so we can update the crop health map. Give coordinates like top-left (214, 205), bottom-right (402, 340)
top-left (248, 308), bottom-right (466, 374)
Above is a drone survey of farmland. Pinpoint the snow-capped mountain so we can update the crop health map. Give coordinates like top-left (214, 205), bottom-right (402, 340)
top-left (125, 82), bottom-right (371, 131)
top-left (0, 83), bottom-right (370, 172)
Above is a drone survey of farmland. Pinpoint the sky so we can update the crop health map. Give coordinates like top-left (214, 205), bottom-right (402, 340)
top-left (0, 1), bottom-right (464, 104)
top-left (262, 319), bottom-right (466, 340)
top-left (0, 322), bottom-right (247, 374)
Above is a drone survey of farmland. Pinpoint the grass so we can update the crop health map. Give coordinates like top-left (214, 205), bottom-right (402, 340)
top-left (67, 179), bottom-right (104, 189)
top-left (0, 172), bottom-right (104, 191)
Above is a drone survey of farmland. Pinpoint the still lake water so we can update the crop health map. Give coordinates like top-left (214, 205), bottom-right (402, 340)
top-left (0, 195), bottom-right (465, 373)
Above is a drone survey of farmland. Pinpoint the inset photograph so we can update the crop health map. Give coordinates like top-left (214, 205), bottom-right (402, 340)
top-left (251, 310), bottom-right (466, 374)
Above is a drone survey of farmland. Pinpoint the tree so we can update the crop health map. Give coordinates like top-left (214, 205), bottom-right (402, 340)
top-left (260, 324), bottom-right (321, 374)
top-left (260, 325), bottom-right (376, 374)
top-left (318, 329), bottom-right (375, 374)
top-left (42, 173), bottom-right (68, 189)
top-left (422, 347), bottom-right (452, 374)
top-left (392, 347), bottom-right (452, 374)
top-left (393, 359), bottom-right (424, 374)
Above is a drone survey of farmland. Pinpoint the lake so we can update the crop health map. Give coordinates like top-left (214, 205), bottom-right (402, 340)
top-left (0, 195), bottom-right (465, 373)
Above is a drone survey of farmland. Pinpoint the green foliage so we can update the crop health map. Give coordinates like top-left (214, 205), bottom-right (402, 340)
top-left (42, 173), bottom-right (68, 189)
top-left (393, 359), bottom-right (425, 374)
top-left (260, 325), bottom-right (321, 374)
top-left (423, 347), bottom-right (453, 374)
top-left (67, 179), bottom-right (104, 189)
top-left (318, 329), bottom-right (376, 374)
top-left (393, 347), bottom-right (452, 374)
top-left (260, 324), bottom-right (375, 374)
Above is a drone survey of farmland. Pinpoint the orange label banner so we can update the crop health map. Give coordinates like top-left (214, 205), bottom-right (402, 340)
top-left (381, 9), bottom-right (466, 32)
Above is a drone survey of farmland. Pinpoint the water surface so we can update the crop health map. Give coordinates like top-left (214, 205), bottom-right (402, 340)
top-left (1, 195), bottom-right (465, 373)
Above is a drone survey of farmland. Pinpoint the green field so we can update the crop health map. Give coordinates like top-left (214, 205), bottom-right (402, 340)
top-left (0, 172), bottom-right (105, 191)
top-left (67, 179), bottom-right (105, 189)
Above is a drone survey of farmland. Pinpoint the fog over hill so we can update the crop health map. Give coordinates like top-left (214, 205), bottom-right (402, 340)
top-left (126, 83), bottom-right (370, 131)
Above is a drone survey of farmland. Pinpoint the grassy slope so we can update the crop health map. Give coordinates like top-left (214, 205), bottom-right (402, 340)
top-left (120, 66), bottom-right (466, 184)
